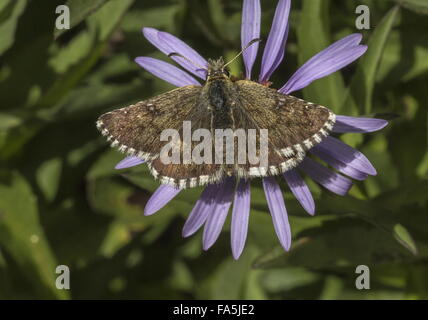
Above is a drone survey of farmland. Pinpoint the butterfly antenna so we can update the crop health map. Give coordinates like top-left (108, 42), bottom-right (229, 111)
top-left (168, 52), bottom-right (208, 71)
top-left (223, 38), bottom-right (262, 69)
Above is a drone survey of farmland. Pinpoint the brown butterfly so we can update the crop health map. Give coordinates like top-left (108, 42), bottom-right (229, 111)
top-left (96, 41), bottom-right (336, 189)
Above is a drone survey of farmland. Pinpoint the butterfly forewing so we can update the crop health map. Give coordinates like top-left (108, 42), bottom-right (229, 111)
top-left (96, 85), bottom-right (202, 160)
top-left (234, 80), bottom-right (336, 157)
top-left (223, 80), bottom-right (335, 178)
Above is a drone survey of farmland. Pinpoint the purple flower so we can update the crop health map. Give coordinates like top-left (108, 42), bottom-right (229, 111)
top-left (116, 0), bottom-right (388, 259)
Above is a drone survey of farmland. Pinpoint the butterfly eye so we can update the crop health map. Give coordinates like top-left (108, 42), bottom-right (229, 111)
top-left (223, 69), bottom-right (230, 77)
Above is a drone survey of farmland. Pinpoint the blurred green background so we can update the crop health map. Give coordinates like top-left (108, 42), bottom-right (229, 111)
top-left (0, 0), bottom-right (428, 299)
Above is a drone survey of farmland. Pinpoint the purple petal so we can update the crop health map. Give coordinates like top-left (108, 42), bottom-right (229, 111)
top-left (259, 0), bottom-right (291, 83)
top-left (241, 0), bottom-right (261, 79)
top-left (135, 57), bottom-right (200, 87)
top-left (231, 179), bottom-right (251, 259)
top-left (283, 169), bottom-right (315, 215)
top-left (262, 177), bottom-right (291, 251)
top-left (300, 158), bottom-right (353, 196)
top-left (281, 46), bottom-right (367, 94)
top-left (333, 115), bottom-right (389, 133)
top-left (285, 34), bottom-right (363, 82)
top-left (316, 136), bottom-right (377, 176)
top-left (311, 147), bottom-right (368, 181)
top-left (158, 32), bottom-right (209, 79)
top-left (202, 178), bottom-right (235, 250)
top-left (280, 34), bottom-right (367, 94)
top-left (115, 156), bottom-right (145, 170)
top-left (305, 33), bottom-right (363, 61)
top-left (143, 27), bottom-right (208, 79)
top-left (182, 184), bottom-right (219, 238)
top-left (326, 33), bottom-right (363, 50)
top-left (144, 185), bottom-right (182, 216)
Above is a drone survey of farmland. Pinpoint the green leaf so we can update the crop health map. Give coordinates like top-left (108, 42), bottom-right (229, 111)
top-left (0, 0), bottom-right (26, 56)
top-left (87, 176), bottom-right (144, 220)
top-left (86, 148), bottom-right (125, 180)
top-left (87, 0), bottom-right (134, 41)
top-left (377, 27), bottom-right (428, 85)
top-left (37, 0), bottom-right (135, 110)
top-left (0, 112), bottom-right (22, 130)
top-left (207, 0), bottom-right (240, 42)
top-left (387, 83), bottom-right (427, 182)
top-left (209, 255), bottom-right (253, 299)
top-left (197, 248), bottom-right (256, 299)
top-left (121, 4), bottom-right (181, 33)
top-left (393, 224), bottom-right (418, 255)
top-left (260, 268), bottom-right (319, 293)
top-left (406, 264), bottom-right (428, 299)
top-left (253, 217), bottom-right (412, 270)
top-left (344, 5), bottom-right (400, 114)
top-left (35, 157), bottom-right (62, 202)
top-left (394, 0), bottom-right (428, 14)
top-left (319, 276), bottom-right (343, 300)
top-left (297, 0), bottom-right (346, 112)
top-left (0, 172), bottom-right (68, 299)
top-left (253, 190), bottom-right (420, 269)
top-left (49, 28), bottom-right (96, 74)
top-left (98, 221), bottom-right (131, 257)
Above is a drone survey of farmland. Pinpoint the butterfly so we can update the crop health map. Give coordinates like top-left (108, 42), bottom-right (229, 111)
top-left (96, 40), bottom-right (336, 189)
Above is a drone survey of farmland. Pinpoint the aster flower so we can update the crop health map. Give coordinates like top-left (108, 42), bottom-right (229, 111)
top-left (115, 0), bottom-right (388, 259)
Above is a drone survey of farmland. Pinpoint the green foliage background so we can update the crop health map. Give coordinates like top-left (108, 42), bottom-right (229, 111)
top-left (0, 0), bottom-right (427, 299)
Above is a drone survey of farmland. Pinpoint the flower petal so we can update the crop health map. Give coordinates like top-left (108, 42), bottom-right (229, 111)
top-left (316, 136), bottom-right (377, 176)
top-left (333, 115), bottom-right (389, 133)
top-left (300, 158), bottom-right (353, 196)
top-left (262, 177), bottom-right (291, 251)
top-left (303, 33), bottom-right (363, 61)
top-left (284, 34), bottom-right (362, 85)
top-left (311, 147), bottom-right (368, 181)
top-left (182, 183), bottom-right (219, 238)
top-left (203, 178), bottom-right (235, 250)
top-left (280, 34), bottom-right (367, 94)
top-left (115, 156), bottom-right (145, 169)
top-left (143, 27), bottom-right (208, 79)
top-left (241, 0), bottom-right (261, 79)
top-left (144, 184), bottom-right (181, 216)
top-left (158, 32), bottom-right (209, 79)
top-left (259, 0), bottom-right (291, 83)
top-left (283, 169), bottom-right (315, 215)
top-left (231, 179), bottom-right (251, 259)
top-left (135, 56), bottom-right (200, 87)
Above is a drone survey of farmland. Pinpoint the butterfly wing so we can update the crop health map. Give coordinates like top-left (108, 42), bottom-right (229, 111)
top-left (96, 85), bottom-right (203, 160)
top-left (97, 85), bottom-right (225, 187)
top-left (231, 80), bottom-right (336, 177)
top-left (97, 80), bottom-right (336, 189)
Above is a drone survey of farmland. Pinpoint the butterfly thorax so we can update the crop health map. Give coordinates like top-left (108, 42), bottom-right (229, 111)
top-left (194, 57), bottom-right (237, 131)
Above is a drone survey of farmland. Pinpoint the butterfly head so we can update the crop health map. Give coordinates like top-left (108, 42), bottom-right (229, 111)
top-left (207, 57), bottom-right (230, 80)
top-left (168, 39), bottom-right (262, 82)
